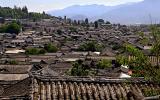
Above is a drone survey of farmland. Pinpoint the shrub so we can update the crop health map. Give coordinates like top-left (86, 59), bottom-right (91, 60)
top-left (5, 22), bottom-right (21, 34)
top-left (8, 60), bottom-right (18, 65)
top-left (44, 43), bottom-right (58, 53)
top-left (143, 88), bottom-right (160, 97)
top-left (25, 48), bottom-right (46, 55)
top-left (96, 59), bottom-right (112, 69)
top-left (0, 22), bottom-right (21, 34)
top-left (79, 41), bottom-right (103, 52)
top-left (67, 60), bottom-right (95, 76)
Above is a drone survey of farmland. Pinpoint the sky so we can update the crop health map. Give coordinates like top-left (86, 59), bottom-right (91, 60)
top-left (0, 0), bottom-right (143, 12)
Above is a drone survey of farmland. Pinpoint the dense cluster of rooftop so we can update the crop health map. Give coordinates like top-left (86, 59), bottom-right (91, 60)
top-left (0, 6), bottom-right (160, 99)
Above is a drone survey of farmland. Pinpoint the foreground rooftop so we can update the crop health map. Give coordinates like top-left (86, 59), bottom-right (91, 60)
top-left (0, 74), bottom-right (159, 100)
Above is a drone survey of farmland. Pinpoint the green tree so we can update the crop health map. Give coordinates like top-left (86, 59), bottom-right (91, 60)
top-left (144, 64), bottom-right (160, 83)
top-left (0, 6), bottom-right (51, 19)
top-left (25, 48), bottom-right (46, 55)
top-left (125, 44), bottom-right (149, 70)
top-left (137, 32), bottom-right (149, 45)
top-left (96, 59), bottom-right (112, 69)
top-left (25, 48), bottom-right (39, 55)
top-left (0, 25), bottom-right (7, 33)
top-left (150, 25), bottom-right (160, 67)
top-left (117, 27), bottom-right (160, 82)
top-left (22, 6), bottom-right (28, 13)
top-left (56, 29), bottom-right (62, 34)
top-left (8, 60), bottom-right (18, 65)
top-left (42, 11), bottom-right (45, 15)
top-left (69, 60), bottom-right (90, 76)
top-left (97, 19), bottom-right (104, 23)
top-left (69, 27), bottom-right (77, 33)
top-left (77, 20), bottom-right (80, 25)
top-left (116, 44), bottom-right (149, 77)
top-left (85, 18), bottom-right (89, 25)
top-left (0, 22), bottom-right (21, 34)
top-left (5, 22), bottom-right (21, 34)
top-left (73, 20), bottom-right (77, 25)
top-left (44, 43), bottom-right (58, 53)
top-left (79, 41), bottom-right (103, 52)
top-left (116, 55), bottom-right (129, 66)
top-left (39, 49), bottom-right (46, 54)
top-left (94, 21), bottom-right (98, 29)
top-left (106, 21), bottom-right (111, 24)
top-left (122, 44), bottom-right (160, 82)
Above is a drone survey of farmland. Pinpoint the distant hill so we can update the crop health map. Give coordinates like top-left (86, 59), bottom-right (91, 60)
top-left (48, 0), bottom-right (160, 24)
top-left (101, 0), bottom-right (160, 24)
top-left (48, 4), bottom-right (117, 20)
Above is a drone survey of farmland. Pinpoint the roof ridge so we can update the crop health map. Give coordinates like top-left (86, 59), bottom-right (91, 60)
top-left (33, 75), bottom-right (157, 84)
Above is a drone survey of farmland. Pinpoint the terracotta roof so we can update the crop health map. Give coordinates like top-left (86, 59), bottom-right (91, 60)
top-left (32, 76), bottom-right (160, 100)
top-left (0, 75), bottom-right (159, 99)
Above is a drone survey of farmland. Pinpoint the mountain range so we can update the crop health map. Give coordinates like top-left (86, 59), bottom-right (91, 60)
top-left (48, 0), bottom-right (160, 24)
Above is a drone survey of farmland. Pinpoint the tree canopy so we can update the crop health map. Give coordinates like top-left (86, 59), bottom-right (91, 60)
top-left (96, 59), bottom-right (112, 69)
top-left (25, 48), bottom-right (46, 55)
top-left (25, 43), bottom-right (58, 55)
top-left (79, 41), bottom-right (103, 52)
top-left (150, 25), bottom-right (160, 67)
top-left (67, 60), bottom-right (95, 76)
top-left (70, 61), bottom-right (90, 76)
top-left (0, 6), bottom-right (51, 20)
top-left (97, 19), bottom-right (104, 23)
top-left (0, 21), bottom-right (21, 34)
top-left (116, 41), bottom-right (160, 82)
top-left (44, 43), bottom-right (58, 53)
top-left (85, 18), bottom-right (89, 25)
top-left (94, 21), bottom-right (98, 29)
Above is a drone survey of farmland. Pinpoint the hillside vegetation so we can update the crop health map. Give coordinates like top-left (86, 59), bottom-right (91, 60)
top-left (0, 6), bottom-right (51, 20)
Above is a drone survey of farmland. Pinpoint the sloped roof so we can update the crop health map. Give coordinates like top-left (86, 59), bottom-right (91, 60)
top-left (35, 66), bottom-right (60, 76)
top-left (48, 62), bottom-right (72, 75)
top-left (0, 65), bottom-right (32, 74)
top-left (41, 67), bottom-right (59, 76)
top-left (0, 75), bottom-right (159, 100)
top-left (0, 74), bottom-right (29, 81)
top-left (32, 76), bottom-right (160, 100)
top-left (0, 77), bottom-right (31, 97)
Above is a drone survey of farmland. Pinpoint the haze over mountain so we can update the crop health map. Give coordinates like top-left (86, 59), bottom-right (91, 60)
top-left (48, 5), bottom-right (115, 19)
top-left (48, 0), bottom-right (160, 24)
top-left (102, 0), bottom-right (160, 24)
